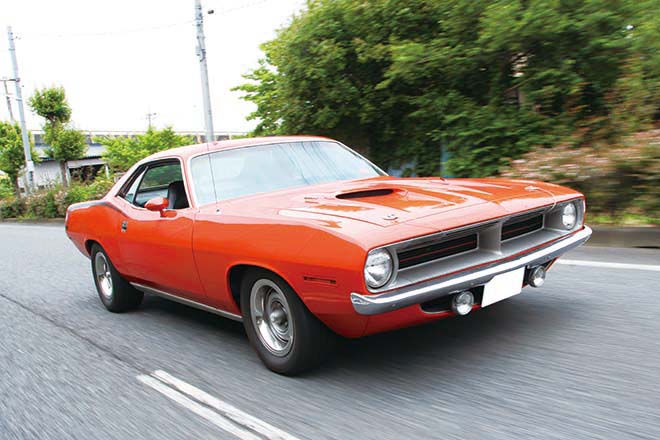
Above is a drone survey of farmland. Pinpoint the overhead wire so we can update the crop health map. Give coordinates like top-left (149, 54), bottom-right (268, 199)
top-left (14, 0), bottom-right (281, 40)
top-left (16, 20), bottom-right (195, 40)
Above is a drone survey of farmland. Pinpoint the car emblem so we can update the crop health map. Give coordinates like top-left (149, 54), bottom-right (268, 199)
top-left (383, 213), bottom-right (398, 221)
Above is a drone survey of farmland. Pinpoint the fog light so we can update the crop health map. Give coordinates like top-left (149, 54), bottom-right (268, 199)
top-left (528, 266), bottom-right (546, 287)
top-left (452, 291), bottom-right (474, 316)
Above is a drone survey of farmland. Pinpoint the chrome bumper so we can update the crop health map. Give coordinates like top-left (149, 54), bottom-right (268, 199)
top-left (350, 226), bottom-right (592, 316)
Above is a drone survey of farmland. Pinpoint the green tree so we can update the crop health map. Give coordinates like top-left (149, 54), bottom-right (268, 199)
top-left (0, 176), bottom-right (14, 199)
top-left (29, 86), bottom-right (86, 186)
top-left (235, 0), bottom-right (658, 177)
top-left (0, 122), bottom-right (38, 196)
top-left (98, 127), bottom-right (193, 171)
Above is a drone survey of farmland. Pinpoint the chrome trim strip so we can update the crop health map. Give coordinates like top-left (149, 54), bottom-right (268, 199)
top-left (131, 283), bottom-right (243, 322)
top-left (365, 198), bottom-right (584, 293)
top-left (351, 226), bottom-right (592, 315)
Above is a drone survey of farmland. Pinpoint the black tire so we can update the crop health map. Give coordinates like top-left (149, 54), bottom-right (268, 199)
top-left (90, 244), bottom-right (143, 313)
top-left (240, 268), bottom-right (335, 375)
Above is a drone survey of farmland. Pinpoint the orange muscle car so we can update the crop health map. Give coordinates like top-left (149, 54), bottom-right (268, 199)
top-left (66, 136), bottom-right (591, 374)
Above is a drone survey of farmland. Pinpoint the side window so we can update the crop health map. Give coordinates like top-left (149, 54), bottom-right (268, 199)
top-left (120, 168), bottom-right (146, 205)
top-left (140, 164), bottom-right (183, 190)
top-left (124, 162), bottom-right (189, 209)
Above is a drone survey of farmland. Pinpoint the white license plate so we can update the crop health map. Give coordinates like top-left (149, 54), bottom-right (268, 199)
top-left (481, 267), bottom-right (525, 307)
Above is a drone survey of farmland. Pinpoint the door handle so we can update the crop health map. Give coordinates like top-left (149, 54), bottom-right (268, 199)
top-left (121, 221), bottom-right (128, 233)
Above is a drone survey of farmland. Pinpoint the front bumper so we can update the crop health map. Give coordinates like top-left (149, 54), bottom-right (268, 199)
top-left (350, 226), bottom-right (592, 315)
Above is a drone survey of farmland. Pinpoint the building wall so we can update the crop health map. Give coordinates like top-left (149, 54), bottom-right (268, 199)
top-left (32, 161), bottom-right (63, 188)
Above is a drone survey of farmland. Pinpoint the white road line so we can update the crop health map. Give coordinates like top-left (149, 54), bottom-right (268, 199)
top-left (138, 371), bottom-right (301, 440)
top-left (152, 370), bottom-right (300, 440)
top-left (138, 375), bottom-right (260, 440)
top-left (557, 259), bottom-right (660, 272)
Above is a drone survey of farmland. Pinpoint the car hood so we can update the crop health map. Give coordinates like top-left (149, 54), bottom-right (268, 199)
top-left (227, 176), bottom-right (580, 229)
top-left (219, 176), bottom-right (581, 249)
top-left (268, 176), bottom-right (561, 227)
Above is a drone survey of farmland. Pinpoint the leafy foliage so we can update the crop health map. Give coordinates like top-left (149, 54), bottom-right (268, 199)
top-left (235, 0), bottom-right (659, 177)
top-left (0, 122), bottom-right (26, 191)
top-left (29, 86), bottom-right (87, 186)
top-left (28, 87), bottom-right (71, 125)
top-left (0, 196), bottom-right (25, 218)
top-left (0, 176), bottom-right (115, 219)
top-left (0, 121), bottom-right (38, 194)
top-left (0, 176), bottom-right (15, 199)
top-left (97, 127), bottom-right (193, 171)
top-left (501, 129), bottom-right (660, 222)
top-left (48, 126), bottom-right (86, 163)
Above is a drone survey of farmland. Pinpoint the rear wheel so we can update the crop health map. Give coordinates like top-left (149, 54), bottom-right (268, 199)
top-left (240, 269), bottom-right (335, 375)
top-left (91, 244), bottom-right (143, 312)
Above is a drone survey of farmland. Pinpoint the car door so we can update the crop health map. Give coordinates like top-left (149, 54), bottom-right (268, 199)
top-left (115, 159), bottom-right (206, 302)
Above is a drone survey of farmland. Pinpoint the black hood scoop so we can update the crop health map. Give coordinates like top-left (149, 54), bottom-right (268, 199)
top-left (336, 188), bottom-right (395, 199)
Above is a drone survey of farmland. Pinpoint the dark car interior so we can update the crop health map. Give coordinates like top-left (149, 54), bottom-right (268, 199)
top-left (121, 161), bottom-right (190, 210)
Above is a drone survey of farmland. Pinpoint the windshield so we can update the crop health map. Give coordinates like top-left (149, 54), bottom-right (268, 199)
top-left (190, 140), bottom-right (384, 204)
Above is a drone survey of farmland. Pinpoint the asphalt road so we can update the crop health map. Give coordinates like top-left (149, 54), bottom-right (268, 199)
top-left (1, 223), bottom-right (659, 439)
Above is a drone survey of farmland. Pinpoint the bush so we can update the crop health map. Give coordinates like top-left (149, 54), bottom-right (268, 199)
top-left (0, 177), bottom-right (15, 200)
top-left (501, 129), bottom-right (660, 224)
top-left (0, 196), bottom-right (26, 219)
top-left (24, 189), bottom-right (59, 218)
top-left (0, 175), bottom-right (115, 220)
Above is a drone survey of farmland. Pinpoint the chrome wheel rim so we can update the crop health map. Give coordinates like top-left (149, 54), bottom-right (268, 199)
top-left (94, 252), bottom-right (113, 301)
top-left (250, 279), bottom-right (293, 356)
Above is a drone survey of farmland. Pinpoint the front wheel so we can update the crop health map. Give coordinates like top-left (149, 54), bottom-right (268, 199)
top-left (240, 269), bottom-right (335, 375)
top-left (91, 244), bottom-right (143, 313)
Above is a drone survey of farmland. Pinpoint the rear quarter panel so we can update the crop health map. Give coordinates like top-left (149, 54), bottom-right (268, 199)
top-left (66, 200), bottom-right (124, 270)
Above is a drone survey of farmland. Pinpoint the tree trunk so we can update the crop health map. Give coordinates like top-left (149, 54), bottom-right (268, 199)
top-left (13, 176), bottom-right (20, 198)
top-left (60, 161), bottom-right (68, 187)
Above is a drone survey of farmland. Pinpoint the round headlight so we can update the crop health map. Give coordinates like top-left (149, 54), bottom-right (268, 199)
top-left (364, 249), bottom-right (393, 289)
top-left (562, 202), bottom-right (578, 229)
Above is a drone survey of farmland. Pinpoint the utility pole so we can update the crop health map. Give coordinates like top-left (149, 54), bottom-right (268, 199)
top-left (7, 26), bottom-right (34, 194)
top-left (1, 78), bottom-right (15, 122)
top-left (145, 111), bottom-right (157, 129)
top-left (194, 0), bottom-right (215, 143)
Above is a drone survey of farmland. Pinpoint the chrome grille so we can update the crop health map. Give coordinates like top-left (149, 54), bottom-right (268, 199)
top-left (369, 199), bottom-right (585, 293)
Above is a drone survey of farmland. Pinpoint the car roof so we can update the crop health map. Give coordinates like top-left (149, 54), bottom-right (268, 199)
top-left (146, 135), bottom-right (334, 162)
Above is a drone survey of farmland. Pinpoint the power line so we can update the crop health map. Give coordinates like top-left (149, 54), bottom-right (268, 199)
top-left (15, 1), bottom-right (278, 40)
top-left (15, 20), bottom-right (194, 40)
top-left (213, 0), bottom-right (275, 14)
top-left (11, 0), bottom-right (295, 42)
